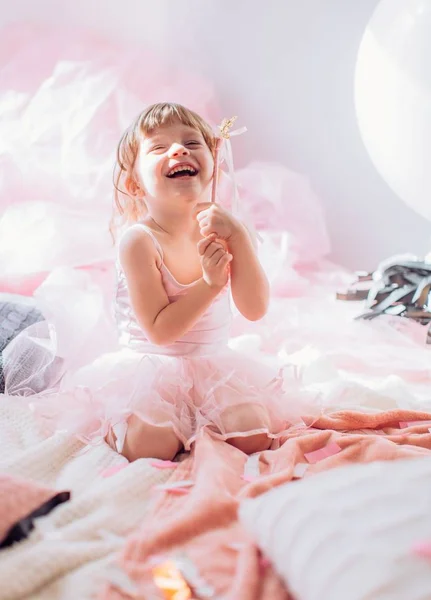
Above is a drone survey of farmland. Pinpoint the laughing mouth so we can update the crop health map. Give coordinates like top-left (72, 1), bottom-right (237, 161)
top-left (166, 164), bottom-right (199, 178)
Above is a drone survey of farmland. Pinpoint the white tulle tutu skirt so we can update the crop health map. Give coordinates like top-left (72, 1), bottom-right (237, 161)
top-left (22, 346), bottom-right (313, 450)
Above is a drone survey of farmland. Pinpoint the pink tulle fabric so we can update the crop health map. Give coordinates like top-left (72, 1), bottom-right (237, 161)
top-left (0, 23), bottom-right (329, 295)
top-left (2, 23), bottom-right (431, 449)
top-left (28, 349), bottom-right (311, 451)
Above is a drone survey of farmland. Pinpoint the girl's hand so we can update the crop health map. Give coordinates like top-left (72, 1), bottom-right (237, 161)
top-left (197, 235), bottom-right (232, 289)
top-left (196, 203), bottom-right (242, 242)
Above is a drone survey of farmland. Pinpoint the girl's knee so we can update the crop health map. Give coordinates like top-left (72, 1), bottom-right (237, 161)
top-left (110, 414), bottom-right (182, 462)
top-left (220, 403), bottom-right (271, 435)
top-left (220, 403), bottom-right (273, 454)
top-left (227, 432), bottom-right (271, 454)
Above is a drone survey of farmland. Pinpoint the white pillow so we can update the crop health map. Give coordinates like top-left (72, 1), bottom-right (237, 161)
top-left (239, 457), bottom-right (431, 600)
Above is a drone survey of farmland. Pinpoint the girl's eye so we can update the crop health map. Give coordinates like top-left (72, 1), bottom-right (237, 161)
top-left (151, 145), bottom-right (165, 151)
top-left (186, 141), bottom-right (201, 146)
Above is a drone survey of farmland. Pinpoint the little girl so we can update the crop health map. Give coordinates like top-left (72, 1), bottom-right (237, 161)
top-left (5, 102), bottom-right (305, 460)
top-left (103, 102), bottom-right (304, 461)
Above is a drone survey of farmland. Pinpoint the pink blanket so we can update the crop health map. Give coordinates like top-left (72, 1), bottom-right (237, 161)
top-left (100, 408), bottom-right (431, 600)
top-left (0, 474), bottom-right (70, 548)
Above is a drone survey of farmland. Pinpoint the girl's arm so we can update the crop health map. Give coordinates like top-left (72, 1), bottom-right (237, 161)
top-left (119, 227), bottom-right (221, 346)
top-left (229, 224), bottom-right (269, 321)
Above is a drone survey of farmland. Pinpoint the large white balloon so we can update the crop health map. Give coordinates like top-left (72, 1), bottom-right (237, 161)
top-left (355, 0), bottom-right (431, 221)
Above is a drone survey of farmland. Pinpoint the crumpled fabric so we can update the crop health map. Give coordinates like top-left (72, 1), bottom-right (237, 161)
top-left (0, 23), bottom-right (330, 295)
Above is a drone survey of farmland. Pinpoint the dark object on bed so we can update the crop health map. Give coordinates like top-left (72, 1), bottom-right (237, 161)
top-left (0, 490), bottom-right (71, 549)
top-left (0, 295), bottom-right (44, 393)
top-left (336, 259), bottom-right (431, 343)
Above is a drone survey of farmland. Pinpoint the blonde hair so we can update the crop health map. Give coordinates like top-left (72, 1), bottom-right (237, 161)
top-left (110, 102), bottom-right (217, 241)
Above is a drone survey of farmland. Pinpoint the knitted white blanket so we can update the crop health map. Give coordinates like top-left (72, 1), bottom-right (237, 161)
top-left (0, 397), bottom-right (170, 600)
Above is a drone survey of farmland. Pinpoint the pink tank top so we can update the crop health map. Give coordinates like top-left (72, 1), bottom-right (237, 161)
top-left (114, 225), bottom-right (232, 356)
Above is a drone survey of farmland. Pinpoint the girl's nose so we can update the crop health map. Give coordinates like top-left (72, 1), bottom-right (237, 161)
top-left (169, 143), bottom-right (190, 157)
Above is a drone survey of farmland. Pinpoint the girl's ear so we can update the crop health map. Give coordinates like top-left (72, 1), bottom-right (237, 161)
top-left (125, 177), bottom-right (143, 197)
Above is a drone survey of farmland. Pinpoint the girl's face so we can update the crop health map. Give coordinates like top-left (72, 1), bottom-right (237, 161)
top-left (136, 121), bottom-right (214, 208)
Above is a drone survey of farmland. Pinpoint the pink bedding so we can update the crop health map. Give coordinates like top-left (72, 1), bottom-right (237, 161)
top-left (100, 409), bottom-right (431, 599)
